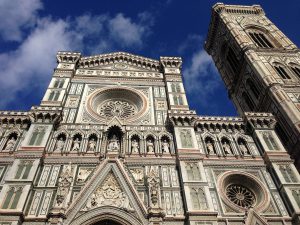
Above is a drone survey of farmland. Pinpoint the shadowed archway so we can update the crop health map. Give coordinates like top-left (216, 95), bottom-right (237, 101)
top-left (92, 220), bottom-right (123, 225)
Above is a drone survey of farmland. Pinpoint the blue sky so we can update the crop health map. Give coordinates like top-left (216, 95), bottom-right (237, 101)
top-left (0, 0), bottom-right (299, 117)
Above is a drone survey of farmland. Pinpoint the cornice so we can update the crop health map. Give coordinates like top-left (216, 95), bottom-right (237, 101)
top-left (0, 111), bottom-right (30, 127)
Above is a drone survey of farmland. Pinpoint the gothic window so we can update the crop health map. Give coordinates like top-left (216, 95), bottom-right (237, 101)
top-left (173, 95), bottom-right (183, 105)
top-left (242, 92), bottom-right (255, 111)
top-left (48, 90), bottom-right (60, 101)
top-left (279, 165), bottom-right (297, 183)
top-left (2, 187), bottom-right (23, 209)
top-left (226, 184), bottom-right (256, 208)
top-left (180, 129), bottom-right (193, 148)
top-left (246, 79), bottom-right (259, 99)
top-left (273, 65), bottom-right (291, 79)
top-left (262, 132), bottom-right (279, 150)
top-left (28, 126), bottom-right (46, 146)
top-left (53, 79), bottom-right (65, 88)
top-left (186, 163), bottom-right (201, 181)
top-left (292, 190), bottom-right (300, 208)
top-left (15, 161), bottom-right (33, 179)
top-left (290, 65), bottom-right (300, 78)
top-left (248, 32), bottom-right (274, 48)
top-left (171, 83), bottom-right (181, 92)
top-left (190, 188), bottom-right (208, 210)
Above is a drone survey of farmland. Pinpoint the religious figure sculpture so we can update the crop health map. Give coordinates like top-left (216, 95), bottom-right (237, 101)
top-left (77, 168), bottom-right (92, 183)
top-left (107, 135), bottom-right (120, 151)
top-left (4, 137), bottom-right (16, 151)
top-left (131, 139), bottom-right (139, 153)
top-left (206, 140), bottom-right (215, 154)
top-left (147, 139), bottom-right (154, 153)
top-left (239, 141), bottom-right (249, 155)
top-left (55, 138), bottom-right (65, 152)
top-left (131, 168), bottom-right (144, 183)
top-left (222, 140), bottom-right (232, 155)
top-left (84, 173), bottom-right (133, 211)
top-left (72, 138), bottom-right (81, 151)
top-left (56, 164), bottom-right (73, 206)
top-left (88, 138), bottom-right (96, 152)
top-left (162, 139), bottom-right (170, 153)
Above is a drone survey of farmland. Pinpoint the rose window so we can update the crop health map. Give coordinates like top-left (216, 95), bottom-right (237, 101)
top-left (86, 87), bottom-right (148, 123)
top-left (226, 184), bottom-right (256, 208)
top-left (98, 100), bottom-right (137, 119)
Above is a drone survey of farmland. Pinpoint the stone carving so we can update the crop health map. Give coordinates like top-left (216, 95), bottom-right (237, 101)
top-left (99, 100), bottom-right (136, 119)
top-left (87, 138), bottom-right (97, 152)
top-left (147, 168), bottom-right (161, 208)
top-left (239, 140), bottom-right (250, 155)
top-left (72, 138), bottom-right (81, 151)
top-left (180, 129), bottom-right (193, 148)
top-left (161, 139), bottom-right (170, 153)
top-left (4, 137), bottom-right (16, 151)
top-left (107, 135), bottom-right (120, 151)
top-left (222, 140), bottom-right (232, 155)
top-left (146, 139), bottom-right (155, 153)
top-left (56, 163), bottom-right (73, 206)
top-left (85, 173), bottom-right (133, 211)
top-left (206, 139), bottom-right (216, 154)
top-left (77, 168), bottom-right (93, 183)
top-left (55, 138), bottom-right (65, 152)
top-left (130, 168), bottom-right (144, 183)
top-left (131, 139), bottom-right (139, 153)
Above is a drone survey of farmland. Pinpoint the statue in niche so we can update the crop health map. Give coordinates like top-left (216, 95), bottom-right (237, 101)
top-left (131, 139), bottom-right (139, 153)
top-left (239, 140), bottom-right (249, 155)
top-left (56, 163), bottom-right (73, 206)
top-left (72, 138), bottom-right (81, 151)
top-left (222, 140), bottom-right (232, 155)
top-left (180, 129), bottom-right (193, 148)
top-left (147, 168), bottom-right (161, 208)
top-left (107, 135), bottom-right (120, 151)
top-left (4, 137), bottom-right (16, 151)
top-left (55, 137), bottom-right (65, 152)
top-left (147, 139), bottom-right (155, 153)
top-left (206, 139), bottom-right (216, 154)
top-left (162, 139), bottom-right (170, 153)
top-left (88, 138), bottom-right (96, 152)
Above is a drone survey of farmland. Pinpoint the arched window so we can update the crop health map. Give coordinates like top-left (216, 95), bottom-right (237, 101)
top-left (48, 90), bottom-right (60, 101)
top-left (2, 187), bottom-right (23, 209)
top-left (292, 190), bottom-right (300, 208)
top-left (246, 79), bottom-right (259, 99)
top-left (242, 92), bottom-right (255, 111)
top-left (28, 126), bottom-right (46, 146)
top-left (15, 161), bottom-right (33, 179)
top-left (279, 165), bottom-right (297, 183)
top-left (248, 31), bottom-right (274, 48)
top-left (173, 95), bottom-right (183, 105)
top-left (190, 188), bottom-right (207, 210)
top-left (53, 79), bottom-right (65, 88)
top-left (171, 83), bottom-right (181, 92)
top-left (226, 47), bottom-right (239, 74)
top-left (186, 163), bottom-right (201, 181)
top-left (289, 65), bottom-right (300, 78)
top-left (273, 65), bottom-right (291, 79)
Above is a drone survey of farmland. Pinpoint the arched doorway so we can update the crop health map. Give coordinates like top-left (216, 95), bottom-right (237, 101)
top-left (92, 220), bottom-right (123, 225)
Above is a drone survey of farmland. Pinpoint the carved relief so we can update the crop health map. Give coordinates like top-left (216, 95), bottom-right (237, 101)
top-left (77, 168), bottom-right (93, 183)
top-left (56, 163), bottom-right (73, 207)
top-left (84, 173), bottom-right (133, 211)
top-left (130, 168), bottom-right (144, 183)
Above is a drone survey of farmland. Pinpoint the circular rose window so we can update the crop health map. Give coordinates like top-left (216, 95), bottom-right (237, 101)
top-left (86, 87), bottom-right (148, 123)
top-left (217, 171), bottom-right (270, 212)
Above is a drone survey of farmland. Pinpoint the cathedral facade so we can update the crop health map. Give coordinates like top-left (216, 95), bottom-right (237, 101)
top-left (0, 3), bottom-right (300, 225)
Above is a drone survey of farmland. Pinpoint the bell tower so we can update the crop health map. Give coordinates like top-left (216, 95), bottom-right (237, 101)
top-left (205, 3), bottom-right (300, 168)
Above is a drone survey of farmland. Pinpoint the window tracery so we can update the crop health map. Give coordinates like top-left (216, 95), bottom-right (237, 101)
top-left (186, 163), bottom-right (201, 181)
top-left (248, 31), bottom-right (274, 48)
top-left (279, 165), bottom-right (297, 183)
top-left (226, 184), bottom-right (256, 208)
top-left (2, 186), bottom-right (23, 209)
top-left (190, 188), bottom-right (208, 210)
top-left (273, 64), bottom-right (291, 79)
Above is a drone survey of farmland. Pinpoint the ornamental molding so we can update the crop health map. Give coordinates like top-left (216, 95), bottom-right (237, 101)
top-left (64, 159), bottom-right (147, 225)
top-left (0, 111), bottom-right (30, 127)
top-left (78, 52), bottom-right (161, 72)
top-left (217, 170), bottom-right (270, 213)
top-left (29, 106), bottom-right (62, 124)
top-left (244, 112), bottom-right (277, 129)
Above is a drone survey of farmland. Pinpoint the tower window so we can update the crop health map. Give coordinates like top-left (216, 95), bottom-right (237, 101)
top-left (48, 91), bottom-right (60, 101)
top-left (274, 65), bottom-right (291, 79)
top-left (226, 48), bottom-right (239, 74)
top-left (242, 92), bottom-right (255, 111)
top-left (290, 66), bottom-right (300, 78)
top-left (246, 79), bottom-right (259, 99)
top-left (249, 32), bottom-right (274, 48)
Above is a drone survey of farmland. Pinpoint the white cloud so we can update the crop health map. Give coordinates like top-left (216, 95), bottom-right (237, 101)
top-left (0, 18), bottom-right (73, 108)
top-left (0, 10), bottom-right (153, 108)
top-left (183, 49), bottom-right (221, 99)
top-left (108, 13), bottom-right (146, 47)
top-left (0, 0), bottom-right (43, 41)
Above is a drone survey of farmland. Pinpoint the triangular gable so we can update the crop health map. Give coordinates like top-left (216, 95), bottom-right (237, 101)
top-left (244, 208), bottom-right (269, 225)
top-left (64, 159), bottom-right (147, 225)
